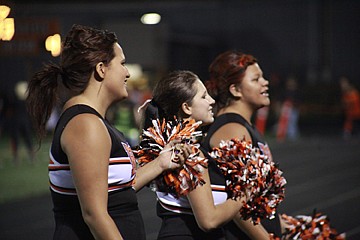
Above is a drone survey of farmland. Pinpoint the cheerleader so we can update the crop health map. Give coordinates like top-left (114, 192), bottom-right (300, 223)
top-left (26, 24), bottom-right (190, 240)
top-left (202, 50), bottom-right (283, 239)
top-left (139, 70), bottom-right (269, 239)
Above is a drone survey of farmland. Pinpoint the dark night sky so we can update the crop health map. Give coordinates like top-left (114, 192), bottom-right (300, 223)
top-left (1, 0), bottom-right (359, 109)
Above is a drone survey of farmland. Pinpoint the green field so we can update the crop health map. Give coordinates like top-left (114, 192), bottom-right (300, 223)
top-left (0, 136), bottom-right (51, 204)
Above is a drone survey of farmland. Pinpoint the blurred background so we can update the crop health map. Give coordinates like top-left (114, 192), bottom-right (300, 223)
top-left (1, 0), bottom-right (360, 139)
top-left (0, 0), bottom-right (360, 239)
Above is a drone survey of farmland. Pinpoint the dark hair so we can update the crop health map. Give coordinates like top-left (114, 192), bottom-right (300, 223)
top-left (142, 70), bottom-right (199, 129)
top-left (206, 50), bottom-right (257, 114)
top-left (26, 24), bottom-right (118, 140)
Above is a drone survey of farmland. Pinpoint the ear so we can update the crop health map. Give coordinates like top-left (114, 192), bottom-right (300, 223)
top-left (181, 102), bottom-right (192, 116)
top-left (94, 62), bottom-right (106, 81)
top-left (229, 84), bottom-right (242, 98)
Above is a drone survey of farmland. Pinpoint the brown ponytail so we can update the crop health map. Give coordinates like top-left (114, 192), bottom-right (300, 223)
top-left (26, 62), bottom-right (61, 140)
top-left (26, 24), bottom-right (118, 142)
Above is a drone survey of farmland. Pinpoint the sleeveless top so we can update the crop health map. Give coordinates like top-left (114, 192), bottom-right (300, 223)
top-left (202, 113), bottom-right (273, 161)
top-left (202, 112), bottom-right (282, 238)
top-left (155, 129), bottom-right (256, 238)
top-left (49, 104), bottom-right (138, 214)
top-left (154, 112), bottom-right (280, 239)
top-left (155, 147), bottom-right (228, 239)
top-left (156, 147), bottom-right (228, 216)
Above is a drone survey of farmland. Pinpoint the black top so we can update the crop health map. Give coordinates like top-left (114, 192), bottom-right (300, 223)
top-left (202, 113), bottom-right (263, 150)
top-left (49, 104), bottom-right (145, 240)
top-left (202, 113), bottom-right (282, 238)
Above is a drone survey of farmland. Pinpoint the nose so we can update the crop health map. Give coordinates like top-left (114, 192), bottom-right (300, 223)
top-left (208, 95), bottom-right (215, 105)
top-left (125, 67), bottom-right (131, 78)
top-left (262, 77), bottom-right (269, 86)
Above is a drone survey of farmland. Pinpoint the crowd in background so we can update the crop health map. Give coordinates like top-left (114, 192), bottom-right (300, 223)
top-left (0, 73), bottom-right (359, 167)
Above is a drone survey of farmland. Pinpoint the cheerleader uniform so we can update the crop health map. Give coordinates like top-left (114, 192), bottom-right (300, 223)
top-left (49, 104), bottom-right (145, 240)
top-left (202, 113), bottom-right (282, 239)
top-left (155, 146), bottom-right (230, 240)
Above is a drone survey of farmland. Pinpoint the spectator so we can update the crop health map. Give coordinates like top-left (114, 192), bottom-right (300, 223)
top-left (339, 76), bottom-right (360, 139)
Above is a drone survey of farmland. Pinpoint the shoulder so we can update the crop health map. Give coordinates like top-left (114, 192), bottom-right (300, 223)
top-left (210, 122), bottom-right (252, 147)
top-left (61, 113), bottom-right (111, 153)
top-left (67, 113), bottom-right (106, 133)
top-left (217, 122), bottom-right (251, 140)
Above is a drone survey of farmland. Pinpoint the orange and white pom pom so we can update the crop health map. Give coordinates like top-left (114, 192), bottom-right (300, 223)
top-left (210, 138), bottom-right (286, 224)
top-left (276, 210), bottom-right (346, 240)
top-left (134, 117), bottom-right (208, 198)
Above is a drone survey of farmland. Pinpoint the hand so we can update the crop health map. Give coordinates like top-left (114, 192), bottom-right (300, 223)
top-left (158, 141), bottom-right (192, 171)
top-left (232, 184), bottom-right (253, 204)
top-left (169, 143), bottom-right (192, 169)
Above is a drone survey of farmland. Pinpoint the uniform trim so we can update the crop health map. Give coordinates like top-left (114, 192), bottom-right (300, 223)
top-left (158, 200), bottom-right (193, 214)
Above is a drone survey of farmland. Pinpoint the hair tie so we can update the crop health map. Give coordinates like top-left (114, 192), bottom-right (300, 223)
top-left (238, 55), bottom-right (250, 68)
top-left (137, 98), bottom-right (152, 113)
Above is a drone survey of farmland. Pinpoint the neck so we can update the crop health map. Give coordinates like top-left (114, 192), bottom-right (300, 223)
top-left (63, 95), bottom-right (107, 117)
top-left (217, 102), bottom-right (253, 123)
top-left (62, 78), bottom-right (113, 117)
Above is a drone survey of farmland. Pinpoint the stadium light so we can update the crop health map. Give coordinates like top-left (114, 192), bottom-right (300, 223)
top-left (0, 5), bottom-right (15, 41)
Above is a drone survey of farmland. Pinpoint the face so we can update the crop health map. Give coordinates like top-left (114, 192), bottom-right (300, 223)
top-left (104, 43), bottom-right (130, 100)
top-left (186, 79), bottom-right (215, 125)
top-left (238, 63), bottom-right (270, 110)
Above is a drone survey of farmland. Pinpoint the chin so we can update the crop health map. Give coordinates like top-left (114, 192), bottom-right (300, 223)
top-left (118, 94), bottom-right (128, 101)
top-left (202, 117), bottom-right (214, 126)
top-left (122, 91), bottom-right (129, 98)
top-left (262, 100), bottom-right (270, 107)
top-left (266, 98), bottom-right (271, 104)
top-left (256, 103), bottom-right (268, 110)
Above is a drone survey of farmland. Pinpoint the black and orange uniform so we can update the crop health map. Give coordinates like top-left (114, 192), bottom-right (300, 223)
top-left (155, 147), bottom-right (228, 240)
top-left (49, 104), bottom-right (145, 240)
top-left (202, 112), bottom-right (282, 239)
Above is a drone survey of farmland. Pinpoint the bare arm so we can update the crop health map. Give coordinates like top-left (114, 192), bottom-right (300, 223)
top-left (209, 122), bottom-right (251, 148)
top-left (132, 153), bottom-right (165, 191)
top-left (187, 166), bottom-right (246, 232)
top-left (62, 114), bottom-right (123, 240)
top-left (208, 122), bottom-right (271, 238)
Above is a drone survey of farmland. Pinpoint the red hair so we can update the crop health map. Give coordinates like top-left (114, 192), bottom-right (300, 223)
top-left (206, 50), bottom-right (257, 113)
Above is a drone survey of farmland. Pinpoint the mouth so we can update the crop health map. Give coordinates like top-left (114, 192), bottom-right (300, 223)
top-left (261, 89), bottom-right (269, 97)
top-left (209, 108), bottom-right (214, 115)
